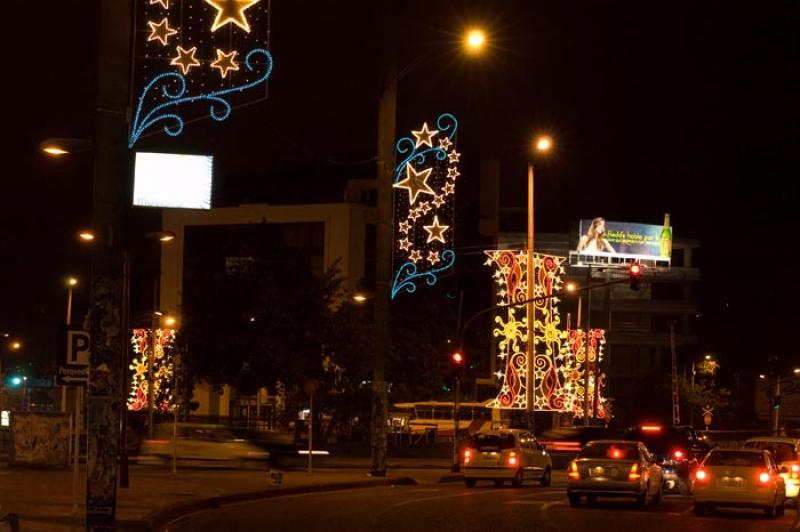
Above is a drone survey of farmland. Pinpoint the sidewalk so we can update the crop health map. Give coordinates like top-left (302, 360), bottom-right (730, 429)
top-left (0, 463), bottom-right (448, 532)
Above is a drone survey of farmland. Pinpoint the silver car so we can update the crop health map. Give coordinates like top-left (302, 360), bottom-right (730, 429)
top-left (461, 428), bottom-right (553, 487)
top-left (567, 439), bottom-right (664, 507)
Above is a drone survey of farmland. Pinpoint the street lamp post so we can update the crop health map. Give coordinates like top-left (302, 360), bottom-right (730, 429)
top-left (527, 137), bottom-right (552, 428)
top-left (371, 27), bottom-right (487, 477)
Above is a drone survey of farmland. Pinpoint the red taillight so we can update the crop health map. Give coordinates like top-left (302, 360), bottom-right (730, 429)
top-left (507, 451), bottom-right (518, 467)
top-left (759, 471), bottom-right (771, 484)
top-left (629, 463), bottom-right (641, 481)
top-left (673, 450), bottom-right (684, 460)
top-left (641, 425), bottom-right (662, 432)
top-left (463, 449), bottom-right (472, 464)
top-left (568, 461), bottom-right (580, 479)
top-left (695, 469), bottom-right (708, 482)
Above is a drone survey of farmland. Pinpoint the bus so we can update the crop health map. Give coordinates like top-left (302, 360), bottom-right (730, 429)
top-left (389, 401), bottom-right (500, 442)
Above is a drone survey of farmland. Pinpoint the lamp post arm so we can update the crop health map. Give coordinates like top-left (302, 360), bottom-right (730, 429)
top-left (456, 277), bottom-right (630, 350)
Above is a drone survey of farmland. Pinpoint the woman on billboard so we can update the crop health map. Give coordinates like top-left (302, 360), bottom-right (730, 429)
top-left (577, 217), bottom-right (616, 253)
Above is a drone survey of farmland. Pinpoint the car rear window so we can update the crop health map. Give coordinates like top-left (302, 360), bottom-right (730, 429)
top-left (578, 442), bottom-right (639, 460)
top-left (470, 434), bottom-right (516, 451)
top-left (624, 428), bottom-right (686, 453)
top-left (705, 452), bottom-right (766, 467)
top-left (743, 442), bottom-right (796, 463)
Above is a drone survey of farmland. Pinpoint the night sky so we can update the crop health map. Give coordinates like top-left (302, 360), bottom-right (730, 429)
top-left (2, 1), bottom-right (798, 379)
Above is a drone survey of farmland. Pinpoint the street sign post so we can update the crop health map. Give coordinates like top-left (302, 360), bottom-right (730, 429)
top-left (57, 330), bottom-right (90, 387)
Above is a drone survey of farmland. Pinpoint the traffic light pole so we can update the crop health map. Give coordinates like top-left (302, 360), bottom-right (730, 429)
top-left (451, 374), bottom-right (460, 472)
top-left (772, 374), bottom-right (781, 435)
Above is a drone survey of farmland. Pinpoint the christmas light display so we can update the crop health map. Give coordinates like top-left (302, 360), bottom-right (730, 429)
top-left (391, 113), bottom-right (459, 298)
top-left (130, 0), bottom-right (273, 147)
top-left (563, 328), bottom-right (608, 419)
top-left (485, 250), bottom-right (576, 411)
top-left (129, 328), bottom-right (177, 412)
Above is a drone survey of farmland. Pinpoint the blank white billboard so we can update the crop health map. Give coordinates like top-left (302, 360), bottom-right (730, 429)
top-left (133, 152), bottom-right (213, 209)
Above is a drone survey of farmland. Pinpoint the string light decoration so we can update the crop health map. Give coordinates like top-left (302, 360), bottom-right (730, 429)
top-left (391, 113), bottom-right (459, 298)
top-left (128, 328), bottom-right (177, 412)
top-left (130, 0), bottom-right (273, 147)
top-left (485, 250), bottom-right (573, 411)
top-left (562, 328), bottom-right (608, 419)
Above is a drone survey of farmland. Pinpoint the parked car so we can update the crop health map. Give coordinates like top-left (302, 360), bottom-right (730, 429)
top-left (693, 448), bottom-right (786, 518)
top-left (461, 428), bottom-right (552, 488)
top-left (567, 440), bottom-right (664, 507)
top-left (623, 424), bottom-right (709, 494)
top-left (139, 423), bottom-right (269, 468)
top-left (743, 436), bottom-right (800, 500)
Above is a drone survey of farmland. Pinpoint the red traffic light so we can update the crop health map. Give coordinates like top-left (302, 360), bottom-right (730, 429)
top-left (629, 262), bottom-right (643, 291)
top-left (451, 352), bottom-right (464, 365)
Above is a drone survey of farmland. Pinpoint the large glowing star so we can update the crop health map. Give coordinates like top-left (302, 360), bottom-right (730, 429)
top-left (423, 215), bottom-right (449, 244)
top-left (171, 46), bottom-right (201, 74)
top-left (393, 164), bottom-right (434, 204)
top-left (150, 0), bottom-right (169, 8)
top-left (147, 18), bottom-right (178, 46)
top-left (204, 0), bottom-right (261, 33)
top-left (211, 49), bottom-right (240, 78)
top-left (412, 122), bottom-right (439, 148)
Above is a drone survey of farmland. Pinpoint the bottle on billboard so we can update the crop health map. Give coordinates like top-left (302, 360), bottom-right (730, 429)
top-left (660, 213), bottom-right (672, 258)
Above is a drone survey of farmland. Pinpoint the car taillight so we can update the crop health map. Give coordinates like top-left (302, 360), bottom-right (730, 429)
top-left (759, 471), bottom-right (771, 484)
top-left (673, 450), bottom-right (684, 460)
top-left (695, 469), bottom-right (708, 482)
top-left (463, 449), bottom-right (472, 464)
top-left (568, 461), bottom-right (580, 479)
top-left (792, 464), bottom-right (799, 478)
top-left (629, 463), bottom-right (641, 481)
top-left (507, 451), bottom-right (518, 467)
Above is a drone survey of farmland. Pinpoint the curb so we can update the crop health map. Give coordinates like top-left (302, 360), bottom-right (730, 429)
top-left (148, 476), bottom-right (418, 531)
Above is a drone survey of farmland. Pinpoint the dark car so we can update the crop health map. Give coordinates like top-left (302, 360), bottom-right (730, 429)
top-left (623, 424), bottom-right (710, 494)
top-left (539, 425), bottom-right (626, 453)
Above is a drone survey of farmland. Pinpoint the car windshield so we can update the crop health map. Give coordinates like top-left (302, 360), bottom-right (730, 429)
top-left (578, 442), bottom-right (639, 460)
top-left (744, 442), bottom-right (796, 463)
top-left (470, 433), bottom-right (516, 452)
top-left (705, 452), bottom-right (766, 467)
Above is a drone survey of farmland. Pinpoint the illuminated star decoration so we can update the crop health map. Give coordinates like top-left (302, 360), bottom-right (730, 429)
top-left (424, 216), bottom-right (449, 244)
top-left (211, 49), bottom-right (240, 78)
top-left (204, 0), bottom-right (261, 32)
top-left (393, 164), bottom-right (434, 205)
top-left (147, 18), bottom-right (178, 46)
top-left (170, 46), bottom-right (201, 74)
top-left (391, 113), bottom-right (459, 299)
top-left (149, 0), bottom-right (169, 8)
top-left (412, 122), bottom-right (439, 148)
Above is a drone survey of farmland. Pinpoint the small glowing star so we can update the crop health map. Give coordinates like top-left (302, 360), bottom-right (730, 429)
top-left (427, 251), bottom-right (441, 265)
top-left (171, 46), bottom-right (201, 74)
top-left (448, 151), bottom-right (461, 163)
top-left (409, 250), bottom-right (423, 262)
top-left (423, 215), bottom-right (449, 244)
top-left (211, 48), bottom-right (240, 78)
top-left (150, 0), bottom-right (169, 8)
top-left (147, 18), bottom-right (178, 46)
top-left (438, 136), bottom-right (453, 150)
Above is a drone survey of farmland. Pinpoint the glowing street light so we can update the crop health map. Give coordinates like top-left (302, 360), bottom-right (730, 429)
top-left (352, 293), bottom-right (368, 303)
top-left (10, 341), bottom-right (22, 351)
top-left (535, 135), bottom-right (553, 153)
top-left (565, 281), bottom-right (578, 293)
top-left (465, 28), bottom-right (487, 53)
top-left (67, 277), bottom-right (79, 287)
top-left (78, 231), bottom-right (96, 242)
top-left (39, 138), bottom-right (93, 157)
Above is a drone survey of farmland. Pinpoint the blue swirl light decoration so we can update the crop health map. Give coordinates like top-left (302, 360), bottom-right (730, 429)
top-left (128, 48), bottom-right (274, 148)
top-left (390, 112), bottom-right (459, 299)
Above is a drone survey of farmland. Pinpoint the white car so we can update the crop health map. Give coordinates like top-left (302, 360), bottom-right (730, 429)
top-left (139, 423), bottom-right (269, 468)
top-left (693, 448), bottom-right (786, 518)
top-left (461, 428), bottom-right (552, 487)
top-left (744, 436), bottom-right (800, 499)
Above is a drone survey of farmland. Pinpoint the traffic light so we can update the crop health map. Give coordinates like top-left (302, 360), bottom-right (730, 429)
top-left (773, 395), bottom-right (782, 410)
top-left (629, 262), bottom-right (643, 291)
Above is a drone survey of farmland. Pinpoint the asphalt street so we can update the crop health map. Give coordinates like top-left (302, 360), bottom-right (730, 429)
top-left (164, 474), bottom-right (800, 532)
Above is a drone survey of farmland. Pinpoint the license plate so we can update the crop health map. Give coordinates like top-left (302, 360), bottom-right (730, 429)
top-left (590, 467), bottom-right (615, 477)
top-left (720, 477), bottom-right (745, 487)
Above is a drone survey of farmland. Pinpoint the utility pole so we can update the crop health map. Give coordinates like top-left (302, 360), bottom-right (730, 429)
top-left (772, 374), bottom-right (781, 435)
top-left (370, 40), bottom-right (396, 477)
top-left (583, 268), bottom-right (592, 426)
top-left (526, 163), bottom-right (535, 430)
top-left (670, 321), bottom-right (680, 426)
top-left (86, 1), bottom-right (132, 528)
